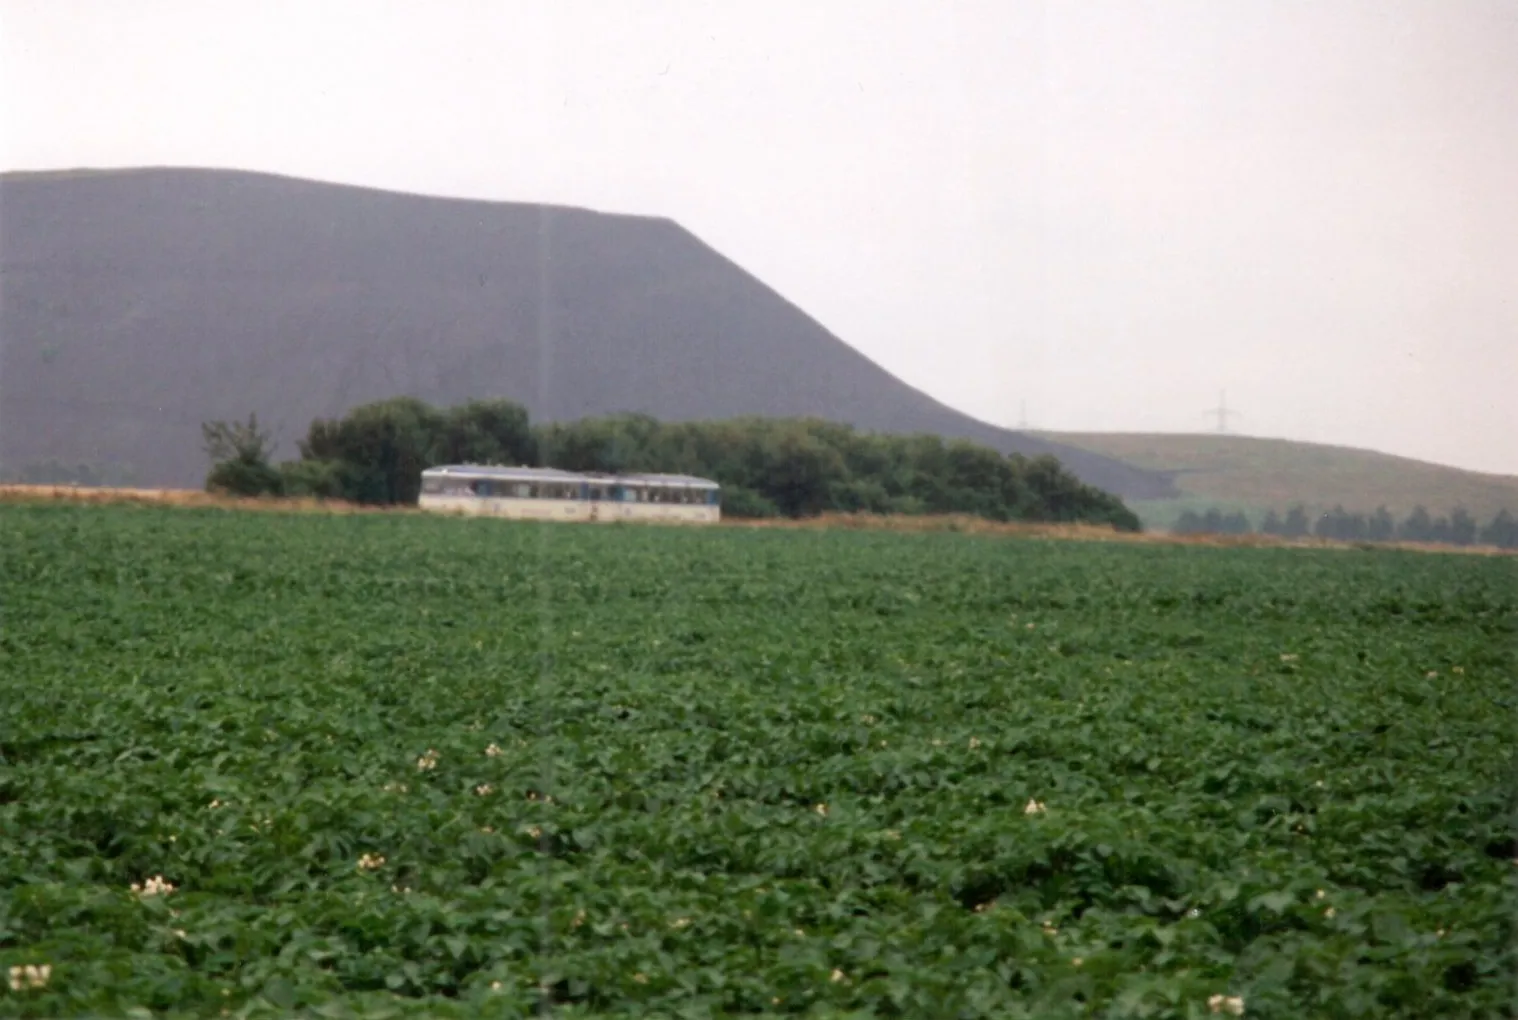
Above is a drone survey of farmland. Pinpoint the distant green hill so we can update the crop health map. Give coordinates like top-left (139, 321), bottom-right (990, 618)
top-left (1039, 433), bottom-right (1518, 531)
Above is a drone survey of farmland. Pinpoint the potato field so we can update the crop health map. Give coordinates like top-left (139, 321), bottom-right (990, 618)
top-left (1, 503), bottom-right (1513, 1018)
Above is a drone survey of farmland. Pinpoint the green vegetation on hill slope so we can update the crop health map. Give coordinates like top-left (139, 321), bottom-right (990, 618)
top-left (2, 502), bottom-right (1513, 1017)
top-left (1042, 433), bottom-right (1518, 524)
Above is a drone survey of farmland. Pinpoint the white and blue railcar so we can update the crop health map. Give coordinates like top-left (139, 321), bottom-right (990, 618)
top-left (417, 465), bottom-right (721, 524)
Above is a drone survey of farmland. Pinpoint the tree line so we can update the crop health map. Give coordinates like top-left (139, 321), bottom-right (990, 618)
top-left (202, 397), bottom-right (1143, 530)
top-left (1173, 504), bottom-right (1518, 548)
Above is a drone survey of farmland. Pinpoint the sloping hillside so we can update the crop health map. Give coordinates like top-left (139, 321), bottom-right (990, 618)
top-left (0, 167), bottom-right (1173, 497)
top-left (1041, 432), bottom-right (1518, 523)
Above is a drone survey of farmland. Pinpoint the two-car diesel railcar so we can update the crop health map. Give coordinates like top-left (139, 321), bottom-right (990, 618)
top-left (417, 465), bottom-right (721, 524)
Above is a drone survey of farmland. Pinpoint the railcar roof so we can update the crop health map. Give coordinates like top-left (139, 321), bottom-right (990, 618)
top-left (617, 473), bottom-right (720, 488)
top-left (422, 465), bottom-right (719, 487)
top-left (423, 465), bottom-right (582, 481)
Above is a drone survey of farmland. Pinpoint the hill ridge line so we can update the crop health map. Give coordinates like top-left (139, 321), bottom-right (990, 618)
top-left (1041, 431), bottom-right (1517, 481)
top-left (0, 164), bottom-right (660, 222)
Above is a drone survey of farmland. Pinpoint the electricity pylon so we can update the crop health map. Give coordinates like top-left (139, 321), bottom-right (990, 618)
top-left (1203, 390), bottom-right (1241, 434)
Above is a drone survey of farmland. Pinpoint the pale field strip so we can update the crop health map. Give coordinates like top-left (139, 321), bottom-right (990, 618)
top-left (1, 484), bottom-right (1511, 556)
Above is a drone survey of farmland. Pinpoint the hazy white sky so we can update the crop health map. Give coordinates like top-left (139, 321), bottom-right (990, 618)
top-left (3, 0), bottom-right (1515, 473)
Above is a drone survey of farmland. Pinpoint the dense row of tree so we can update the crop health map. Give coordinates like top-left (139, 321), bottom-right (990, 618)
top-left (1173, 503), bottom-right (1518, 548)
top-left (1172, 508), bottom-right (1253, 536)
top-left (202, 397), bottom-right (1144, 530)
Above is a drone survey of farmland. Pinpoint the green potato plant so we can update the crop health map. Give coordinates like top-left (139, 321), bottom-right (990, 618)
top-left (1, 504), bottom-right (1513, 1018)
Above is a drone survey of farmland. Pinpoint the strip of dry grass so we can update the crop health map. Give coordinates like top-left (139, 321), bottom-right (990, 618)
top-left (3, 484), bottom-right (1510, 556)
top-left (727, 511), bottom-right (1515, 556)
top-left (0, 484), bottom-right (385, 515)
